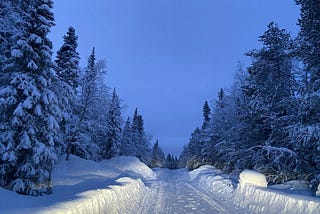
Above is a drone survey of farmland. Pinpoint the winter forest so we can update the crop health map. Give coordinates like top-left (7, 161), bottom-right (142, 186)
top-left (182, 0), bottom-right (320, 193)
top-left (1, 0), bottom-right (320, 199)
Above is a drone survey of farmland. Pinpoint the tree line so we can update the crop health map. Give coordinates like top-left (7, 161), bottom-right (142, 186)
top-left (181, 0), bottom-right (320, 193)
top-left (0, 0), bottom-right (169, 196)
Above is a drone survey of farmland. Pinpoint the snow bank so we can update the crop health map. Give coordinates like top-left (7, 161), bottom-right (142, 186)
top-left (239, 169), bottom-right (268, 188)
top-left (189, 166), bottom-right (320, 214)
top-left (189, 165), bottom-right (234, 196)
top-left (39, 177), bottom-right (146, 214)
top-left (0, 155), bottom-right (154, 214)
top-left (235, 184), bottom-right (320, 214)
top-left (102, 156), bottom-right (156, 182)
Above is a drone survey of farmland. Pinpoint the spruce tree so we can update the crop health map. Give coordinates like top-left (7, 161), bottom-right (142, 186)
top-left (0, 0), bottom-right (62, 195)
top-left (0, 1), bottom-right (18, 76)
top-left (105, 88), bottom-right (122, 159)
top-left (202, 101), bottom-right (211, 129)
top-left (150, 140), bottom-right (166, 168)
top-left (131, 108), bottom-right (151, 163)
top-left (243, 22), bottom-right (293, 148)
top-left (295, 0), bottom-right (320, 93)
top-left (120, 117), bottom-right (133, 156)
top-left (55, 26), bottom-right (80, 90)
top-left (292, 0), bottom-right (320, 189)
top-left (241, 22), bottom-right (297, 181)
top-left (54, 26), bottom-right (81, 156)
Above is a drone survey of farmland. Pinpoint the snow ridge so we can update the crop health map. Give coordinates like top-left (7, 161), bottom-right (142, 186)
top-left (39, 177), bottom-right (146, 214)
top-left (190, 165), bottom-right (320, 214)
top-left (0, 155), bottom-right (154, 214)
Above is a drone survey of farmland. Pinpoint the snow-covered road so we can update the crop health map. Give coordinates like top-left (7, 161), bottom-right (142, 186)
top-left (2, 156), bottom-right (320, 213)
top-left (138, 169), bottom-right (240, 214)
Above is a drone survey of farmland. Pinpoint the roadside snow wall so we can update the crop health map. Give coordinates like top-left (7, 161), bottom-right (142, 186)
top-left (39, 177), bottom-right (146, 214)
top-left (189, 165), bottom-right (234, 196)
top-left (190, 165), bottom-right (320, 214)
top-left (236, 184), bottom-right (320, 214)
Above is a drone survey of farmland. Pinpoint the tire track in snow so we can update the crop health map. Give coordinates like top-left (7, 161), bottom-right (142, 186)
top-left (139, 169), bottom-right (228, 214)
top-left (184, 183), bottom-right (229, 213)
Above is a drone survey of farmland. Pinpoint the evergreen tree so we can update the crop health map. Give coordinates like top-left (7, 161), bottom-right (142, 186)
top-left (185, 127), bottom-right (204, 169)
top-left (131, 109), bottom-right (140, 156)
top-left (120, 117), bottom-right (133, 156)
top-left (0, 1), bottom-right (18, 75)
top-left (131, 108), bottom-right (151, 164)
top-left (238, 22), bottom-right (297, 181)
top-left (202, 101), bottom-right (211, 129)
top-left (292, 0), bottom-right (320, 190)
top-left (179, 146), bottom-right (190, 168)
top-left (243, 22), bottom-right (293, 148)
top-left (104, 88), bottom-right (122, 159)
top-left (295, 0), bottom-right (320, 93)
top-left (54, 26), bottom-right (81, 156)
top-left (150, 140), bottom-right (166, 168)
top-left (166, 154), bottom-right (173, 169)
top-left (166, 154), bottom-right (179, 169)
top-left (55, 26), bottom-right (80, 90)
top-left (0, 0), bottom-right (62, 195)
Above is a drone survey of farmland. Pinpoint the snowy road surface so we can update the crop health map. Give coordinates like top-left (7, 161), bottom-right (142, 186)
top-left (138, 169), bottom-right (241, 214)
top-left (2, 156), bottom-right (320, 213)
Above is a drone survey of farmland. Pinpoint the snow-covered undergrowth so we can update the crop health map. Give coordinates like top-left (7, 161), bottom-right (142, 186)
top-left (0, 155), bottom-right (155, 214)
top-left (189, 165), bottom-right (320, 214)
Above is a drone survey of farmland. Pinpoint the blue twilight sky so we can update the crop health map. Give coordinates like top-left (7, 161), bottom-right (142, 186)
top-left (49, 0), bottom-right (300, 156)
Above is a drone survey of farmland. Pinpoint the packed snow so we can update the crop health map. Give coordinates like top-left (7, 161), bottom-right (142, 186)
top-left (1, 157), bottom-right (320, 213)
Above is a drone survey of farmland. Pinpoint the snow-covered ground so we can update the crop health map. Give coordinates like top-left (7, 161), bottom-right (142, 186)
top-left (1, 156), bottom-right (320, 213)
top-left (0, 155), bottom-right (155, 214)
top-left (138, 168), bottom-right (244, 213)
top-left (190, 165), bottom-right (320, 214)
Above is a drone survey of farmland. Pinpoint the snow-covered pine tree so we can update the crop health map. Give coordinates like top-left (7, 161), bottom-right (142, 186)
top-left (0, 0), bottom-right (19, 76)
top-left (120, 117), bottom-right (133, 156)
top-left (242, 22), bottom-right (297, 182)
top-left (131, 108), bottom-right (151, 164)
top-left (178, 145), bottom-right (190, 168)
top-left (243, 22), bottom-right (293, 148)
top-left (130, 109), bottom-right (139, 157)
top-left (184, 127), bottom-right (203, 169)
top-left (202, 101), bottom-right (211, 129)
top-left (55, 26), bottom-right (80, 90)
top-left (54, 26), bottom-right (81, 156)
top-left (0, 0), bottom-right (62, 195)
top-left (104, 88), bottom-right (122, 159)
top-left (150, 140), bottom-right (166, 168)
top-left (292, 0), bottom-right (320, 190)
